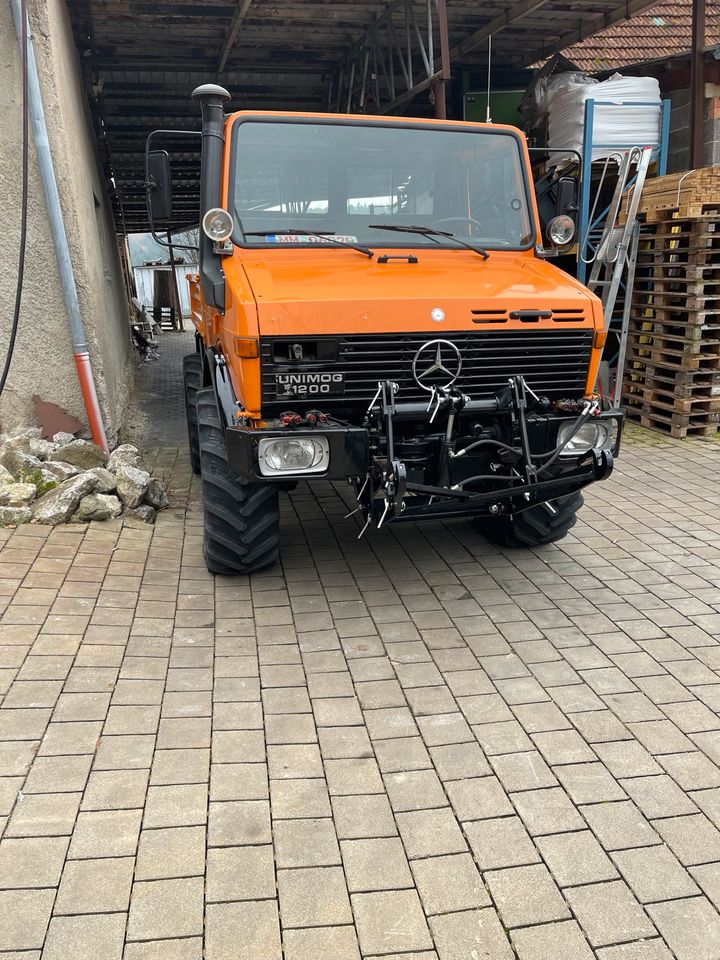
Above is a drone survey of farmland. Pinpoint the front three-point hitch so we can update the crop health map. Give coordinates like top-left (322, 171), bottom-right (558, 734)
top-left (351, 373), bottom-right (616, 537)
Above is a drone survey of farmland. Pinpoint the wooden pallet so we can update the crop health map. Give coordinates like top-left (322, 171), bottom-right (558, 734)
top-left (625, 337), bottom-right (720, 372)
top-left (622, 194), bottom-right (720, 437)
top-left (623, 406), bottom-right (720, 438)
top-left (631, 302), bottom-right (720, 324)
top-left (636, 167), bottom-right (720, 222)
top-left (644, 203), bottom-right (720, 223)
top-left (623, 378), bottom-right (720, 415)
top-left (623, 363), bottom-right (720, 397)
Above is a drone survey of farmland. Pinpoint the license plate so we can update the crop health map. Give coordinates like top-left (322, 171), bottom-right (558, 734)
top-left (276, 372), bottom-right (345, 399)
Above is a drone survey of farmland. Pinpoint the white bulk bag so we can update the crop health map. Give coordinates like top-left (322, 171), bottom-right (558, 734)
top-left (544, 73), bottom-right (662, 164)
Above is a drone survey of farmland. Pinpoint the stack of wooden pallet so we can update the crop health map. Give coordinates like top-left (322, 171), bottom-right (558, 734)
top-left (622, 167), bottom-right (720, 438)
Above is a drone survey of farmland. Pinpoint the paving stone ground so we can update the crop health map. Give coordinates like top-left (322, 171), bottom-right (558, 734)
top-left (1, 331), bottom-right (720, 958)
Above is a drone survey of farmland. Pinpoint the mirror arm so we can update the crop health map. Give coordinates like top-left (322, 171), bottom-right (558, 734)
top-left (144, 129), bottom-right (202, 251)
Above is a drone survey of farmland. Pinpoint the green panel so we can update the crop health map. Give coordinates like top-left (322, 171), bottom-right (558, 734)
top-left (464, 90), bottom-right (524, 128)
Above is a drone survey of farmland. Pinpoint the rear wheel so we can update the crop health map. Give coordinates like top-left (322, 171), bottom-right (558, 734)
top-left (183, 354), bottom-right (203, 475)
top-left (477, 492), bottom-right (583, 548)
top-left (196, 388), bottom-right (280, 575)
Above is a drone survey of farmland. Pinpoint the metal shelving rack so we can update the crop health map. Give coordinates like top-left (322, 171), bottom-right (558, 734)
top-left (578, 97), bottom-right (672, 283)
top-left (574, 97), bottom-right (671, 403)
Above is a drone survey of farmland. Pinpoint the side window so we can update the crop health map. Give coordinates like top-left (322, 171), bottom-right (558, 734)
top-left (460, 139), bottom-right (531, 244)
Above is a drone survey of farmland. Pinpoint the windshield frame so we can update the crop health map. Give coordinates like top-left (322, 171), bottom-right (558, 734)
top-left (226, 114), bottom-right (538, 253)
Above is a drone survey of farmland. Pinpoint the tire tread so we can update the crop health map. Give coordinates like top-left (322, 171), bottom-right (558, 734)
top-left (478, 492), bottom-right (583, 548)
top-left (197, 388), bottom-right (280, 574)
top-left (183, 354), bottom-right (203, 475)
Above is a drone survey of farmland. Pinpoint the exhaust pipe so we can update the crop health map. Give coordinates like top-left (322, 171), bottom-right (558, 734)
top-left (192, 84), bottom-right (231, 311)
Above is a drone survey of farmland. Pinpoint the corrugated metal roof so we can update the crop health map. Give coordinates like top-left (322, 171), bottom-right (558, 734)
top-left (563, 0), bottom-right (720, 72)
top-left (67, 0), bottom-right (664, 231)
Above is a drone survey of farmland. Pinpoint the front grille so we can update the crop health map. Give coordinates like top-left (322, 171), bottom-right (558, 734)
top-left (261, 330), bottom-right (593, 407)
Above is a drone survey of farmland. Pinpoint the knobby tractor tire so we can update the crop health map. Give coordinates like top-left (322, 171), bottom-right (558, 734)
top-left (196, 388), bottom-right (280, 575)
top-left (183, 354), bottom-right (203, 476)
top-left (477, 492), bottom-right (584, 548)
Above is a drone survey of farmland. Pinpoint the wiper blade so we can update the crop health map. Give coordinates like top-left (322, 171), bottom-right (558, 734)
top-left (244, 229), bottom-right (373, 259)
top-left (368, 223), bottom-right (489, 260)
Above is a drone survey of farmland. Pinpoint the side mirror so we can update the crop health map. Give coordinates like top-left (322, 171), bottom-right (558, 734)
top-left (146, 150), bottom-right (173, 223)
top-left (555, 176), bottom-right (577, 220)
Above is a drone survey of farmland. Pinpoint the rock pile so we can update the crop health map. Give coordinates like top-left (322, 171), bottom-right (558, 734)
top-left (0, 430), bottom-right (168, 527)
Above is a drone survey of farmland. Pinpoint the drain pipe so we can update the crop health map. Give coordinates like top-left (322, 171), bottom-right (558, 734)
top-left (10, 0), bottom-right (109, 453)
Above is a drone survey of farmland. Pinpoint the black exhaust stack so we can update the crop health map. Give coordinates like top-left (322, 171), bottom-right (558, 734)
top-left (192, 83), bottom-right (231, 310)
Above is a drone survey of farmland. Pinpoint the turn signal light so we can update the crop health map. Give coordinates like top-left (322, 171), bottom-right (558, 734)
top-left (593, 330), bottom-right (608, 349)
top-left (234, 337), bottom-right (259, 358)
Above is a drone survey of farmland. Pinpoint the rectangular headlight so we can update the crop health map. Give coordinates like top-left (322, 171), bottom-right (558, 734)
top-left (557, 420), bottom-right (615, 457)
top-left (258, 435), bottom-right (330, 476)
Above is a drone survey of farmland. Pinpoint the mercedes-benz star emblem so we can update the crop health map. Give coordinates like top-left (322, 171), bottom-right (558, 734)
top-left (412, 339), bottom-right (462, 392)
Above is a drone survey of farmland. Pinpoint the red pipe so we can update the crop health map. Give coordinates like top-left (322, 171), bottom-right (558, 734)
top-left (73, 352), bottom-right (109, 454)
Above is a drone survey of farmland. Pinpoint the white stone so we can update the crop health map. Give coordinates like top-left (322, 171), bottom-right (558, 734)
top-left (86, 467), bottom-right (117, 494)
top-left (0, 483), bottom-right (36, 507)
top-left (52, 432), bottom-right (77, 445)
top-left (0, 441), bottom-right (42, 477)
top-left (107, 444), bottom-right (140, 473)
top-left (145, 477), bottom-right (168, 510)
top-left (27, 437), bottom-right (56, 461)
top-left (126, 504), bottom-right (156, 524)
top-left (0, 464), bottom-right (14, 484)
top-left (31, 473), bottom-right (97, 525)
top-left (0, 505), bottom-right (32, 525)
top-left (115, 462), bottom-right (150, 509)
top-left (3, 434), bottom-right (54, 461)
top-left (50, 439), bottom-right (107, 470)
top-left (42, 460), bottom-right (81, 482)
top-left (77, 493), bottom-right (123, 521)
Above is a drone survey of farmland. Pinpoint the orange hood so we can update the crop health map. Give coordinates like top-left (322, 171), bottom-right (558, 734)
top-left (234, 248), bottom-right (599, 336)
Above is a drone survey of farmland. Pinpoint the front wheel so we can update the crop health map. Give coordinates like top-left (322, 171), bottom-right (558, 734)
top-left (476, 492), bottom-right (583, 548)
top-left (196, 388), bottom-right (280, 575)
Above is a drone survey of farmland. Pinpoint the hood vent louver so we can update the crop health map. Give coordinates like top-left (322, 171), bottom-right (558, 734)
top-left (471, 307), bottom-right (587, 324)
top-left (470, 309), bottom-right (508, 323)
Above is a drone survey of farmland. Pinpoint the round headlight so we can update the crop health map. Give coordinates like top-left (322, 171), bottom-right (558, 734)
top-left (202, 208), bottom-right (234, 242)
top-left (547, 215), bottom-right (576, 247)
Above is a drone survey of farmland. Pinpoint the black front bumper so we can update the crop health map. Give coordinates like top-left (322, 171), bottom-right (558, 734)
top-left (225, 407), bottom-right (622, 520)
top-left (225, 425), bottom-right (369, 482)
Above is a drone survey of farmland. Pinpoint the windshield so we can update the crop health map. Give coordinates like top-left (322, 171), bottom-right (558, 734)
top-left (230, 119), bottom-right (535, 250)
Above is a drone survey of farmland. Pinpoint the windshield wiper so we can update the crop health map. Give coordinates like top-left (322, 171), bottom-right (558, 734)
top-left (244, 229), bottom-right (373, 259)
top-left (368, 224), bottom-right (489, 260)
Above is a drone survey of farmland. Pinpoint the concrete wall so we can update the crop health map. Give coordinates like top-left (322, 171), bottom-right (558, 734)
top-left (667, 84), bottom-right (720, 173)
top-left (0, 0), bottom-right (132, 444)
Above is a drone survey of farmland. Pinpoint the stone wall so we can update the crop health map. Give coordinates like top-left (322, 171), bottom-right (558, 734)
top-left (0, 0), bottom-right (132, 444)
top-left (667, 83), bottom-right (720, 173)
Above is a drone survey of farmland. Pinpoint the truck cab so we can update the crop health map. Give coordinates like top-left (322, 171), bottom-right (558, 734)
top-left (148, 85), bottom-right (620, 574)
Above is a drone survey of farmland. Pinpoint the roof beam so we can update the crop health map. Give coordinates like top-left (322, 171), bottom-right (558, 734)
top-left (217, 0), bottom-right (253, 72)
top-left (449, 0), bottom-right (550, 60)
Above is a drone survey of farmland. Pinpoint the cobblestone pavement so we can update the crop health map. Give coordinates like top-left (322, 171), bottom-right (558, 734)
top-left (1, 348), bottom-right (720, 958)
top-left (127, 330), bottom-right (196, 447)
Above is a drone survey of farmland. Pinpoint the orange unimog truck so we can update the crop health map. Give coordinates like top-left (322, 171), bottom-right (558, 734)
top-left (146, 84), bottom-right (621, 575)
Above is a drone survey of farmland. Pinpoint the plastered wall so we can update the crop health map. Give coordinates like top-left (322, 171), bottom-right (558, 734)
top-left (0, 0), bottom-right (132, 443)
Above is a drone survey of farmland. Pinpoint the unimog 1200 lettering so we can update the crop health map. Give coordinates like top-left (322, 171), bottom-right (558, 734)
top-left (146, 84), bottom-right (621, 575)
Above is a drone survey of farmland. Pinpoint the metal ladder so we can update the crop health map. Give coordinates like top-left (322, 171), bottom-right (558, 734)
top-left (582, 145), bottom-right (653, 406)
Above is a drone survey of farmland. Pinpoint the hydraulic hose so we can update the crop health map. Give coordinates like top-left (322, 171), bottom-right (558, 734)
top-left (9, 0), bottom-right (109, 452)
top-left (0, 0), bottom-right (29, 399)
top-left (453, 402), bottom-right (599, 489)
